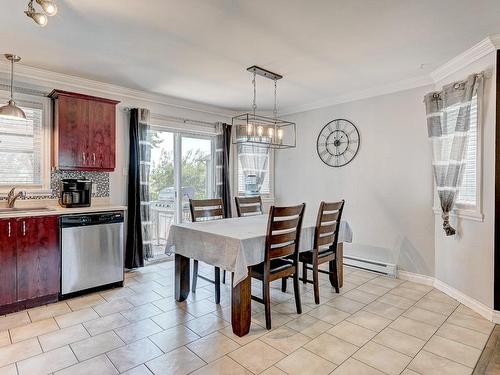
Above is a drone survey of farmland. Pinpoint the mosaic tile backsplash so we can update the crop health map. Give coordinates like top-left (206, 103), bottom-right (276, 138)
top-left (1, 170), bottom-right (110, 200)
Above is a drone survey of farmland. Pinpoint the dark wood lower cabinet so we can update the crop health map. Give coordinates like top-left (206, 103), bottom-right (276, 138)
top-left (17, 216), bottom-right (60, 301)
top-left (0, 219), bottom-right (17, 306)
top-left (0, 215), bottom-right (60, 314)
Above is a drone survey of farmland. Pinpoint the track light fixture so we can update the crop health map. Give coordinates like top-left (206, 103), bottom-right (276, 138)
top-left (25, 0), bottom-right (57, 27)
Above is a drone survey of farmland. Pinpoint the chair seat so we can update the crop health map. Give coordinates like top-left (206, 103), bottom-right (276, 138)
top-left (250, 258), bottom-right (294, 280)
top-left (299, 248), bottom-right (336, 264)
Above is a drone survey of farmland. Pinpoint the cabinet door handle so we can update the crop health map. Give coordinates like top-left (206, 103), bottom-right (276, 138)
top-left (82, 152), bottom-right (86, 164)
top-left (22, 221), bottom-right (26, 236)
top-left (92, 153), bottom-right (96, 165)
top-left (7, 222), bottom-right (11, 237)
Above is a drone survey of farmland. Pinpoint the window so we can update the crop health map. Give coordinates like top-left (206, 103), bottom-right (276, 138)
top-left (0, 94), bottom-right (50, 190)
top-left (433, 93), bottom-right (482, 220)
top-left (236, 144), bottom-right (272, 196)
top-left (456, 95), bottom-right (478, 207)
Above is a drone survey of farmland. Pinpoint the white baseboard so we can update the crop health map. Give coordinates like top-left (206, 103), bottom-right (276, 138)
top-left (433, 279), bottom-right (496, 322)
top-left (397, 270), bottom-right (434, 286)
top-left (396, 270), bottom-right (500, 323)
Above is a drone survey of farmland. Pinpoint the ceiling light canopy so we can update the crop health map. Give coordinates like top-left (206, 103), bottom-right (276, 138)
top-left (25, 0), bottom-right (57, 27)
top-left (233, 66), bottom-right (296, 149)
top-left (0, 54), bottom-right (26, 120)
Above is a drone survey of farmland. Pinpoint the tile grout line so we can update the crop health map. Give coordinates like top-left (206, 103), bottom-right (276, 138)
top-left (399, 297), bottom-right (472, 373)
top-left (310, 277), bottom-right (418, 373)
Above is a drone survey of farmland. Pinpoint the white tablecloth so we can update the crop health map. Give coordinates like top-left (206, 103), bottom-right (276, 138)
top-left (166, 215), bottom-right (352, 285)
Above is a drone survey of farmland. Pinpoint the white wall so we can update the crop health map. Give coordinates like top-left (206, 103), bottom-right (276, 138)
top-left (433, 53), bottom-right (496, 308)
top-left (275, 86), bottom-right (436, 276)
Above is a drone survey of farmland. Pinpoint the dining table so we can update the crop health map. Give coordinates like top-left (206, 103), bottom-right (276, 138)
top-left (166, 214), bottom-right (353, 337)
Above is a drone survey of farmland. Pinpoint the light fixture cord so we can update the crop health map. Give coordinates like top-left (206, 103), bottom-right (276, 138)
top-left (252, 71), bottom-right (257, 116)
top-left (9, 58), bottom-right (14, 101)
top-left (273, 79), bottom-right (278, 119)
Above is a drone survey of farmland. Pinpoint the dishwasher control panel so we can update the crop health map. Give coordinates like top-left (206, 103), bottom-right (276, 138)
top-left (61, 211), bottom-right (124, 228)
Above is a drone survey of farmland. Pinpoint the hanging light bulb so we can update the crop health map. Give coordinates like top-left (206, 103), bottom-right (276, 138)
top-left (0, 55), bottom-right (26, 120)
top-left (268, 127), bottom-right (274, 139)
top-left (247, 123), bottom-right (253, 136)
top-left (36, 0), bottom-right (57, 16)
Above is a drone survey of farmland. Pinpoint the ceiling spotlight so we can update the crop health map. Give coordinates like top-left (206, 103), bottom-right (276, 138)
top-left (36, 0), bottom-right (57, 16)
top-left (25, 0), bottom-right (57, 26)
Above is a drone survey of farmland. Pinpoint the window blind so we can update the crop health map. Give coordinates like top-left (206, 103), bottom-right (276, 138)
top-left (456, 96), bottom-right (478, 206)
top-left (0, 105), bottom-right (43, 185)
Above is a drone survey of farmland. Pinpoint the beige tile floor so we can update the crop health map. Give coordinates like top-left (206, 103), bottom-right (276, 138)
top-left (0, 261), bottom-right (494, 375)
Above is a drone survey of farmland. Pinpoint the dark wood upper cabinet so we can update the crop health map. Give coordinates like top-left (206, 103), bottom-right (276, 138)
top-left (50, 90), bottom-right (120, 171)
top-left (0, 219), bottom-right (17, 306)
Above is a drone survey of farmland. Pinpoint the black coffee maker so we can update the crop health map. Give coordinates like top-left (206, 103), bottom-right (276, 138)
top-left (59, 179), bottom-right (92, 208)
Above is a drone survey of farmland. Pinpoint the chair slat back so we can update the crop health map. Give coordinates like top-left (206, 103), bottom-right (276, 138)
top-left (265, 203), bottom-right (305, 261)
top-left (189, 198), bottom-right (225, 222)
top-left (314, 200), bottom-right (344, 251)
top-left (235, 196), bottom-right (263, 217)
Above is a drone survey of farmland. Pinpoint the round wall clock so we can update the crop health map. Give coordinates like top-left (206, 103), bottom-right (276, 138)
top-left (316, 119), bottom-right (360, 167)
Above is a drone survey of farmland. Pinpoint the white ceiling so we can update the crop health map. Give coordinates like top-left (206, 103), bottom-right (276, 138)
top-left (1, 0), bottom-right (500, 113)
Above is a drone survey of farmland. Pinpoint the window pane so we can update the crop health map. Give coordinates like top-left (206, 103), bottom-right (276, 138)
top-left (237, 144), bottom-right (270, 195)
top-left (0, 106), bottom-right (42, 185)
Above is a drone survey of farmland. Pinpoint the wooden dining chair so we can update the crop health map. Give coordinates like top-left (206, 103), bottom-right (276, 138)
top-left (298, 200), bottom-right (344, 304)
top-left (235, 196), bottom-right (264, 217)
top-left (189, 198), bottom-right (227, 304)
top-left (249, 203), bottom-right (306, 329)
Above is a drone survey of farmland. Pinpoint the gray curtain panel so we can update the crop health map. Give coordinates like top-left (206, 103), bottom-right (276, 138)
top-left (424, 73), bottom-right (483, 236)
top-left (138, 109), bottom-right (153, 259)
top-left (215, 122), bottom-right (232, 218)
top-left (125, 108), bottom-right (152, 268)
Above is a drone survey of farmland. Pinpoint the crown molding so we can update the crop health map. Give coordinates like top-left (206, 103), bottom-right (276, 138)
top-left (281, 34), bottom-right (500, 116)
top-left (430, 35), bottom-right (498, 83)
top-left (280, 74), bottom-right (432, 116)
top-left (1, 34), bottom-right (499, 118)
top-left (0, 61), bottom-right (236, 119)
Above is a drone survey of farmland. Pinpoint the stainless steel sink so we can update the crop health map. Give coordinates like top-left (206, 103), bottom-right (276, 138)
top-left (0, 207), bottom-right (55, 213)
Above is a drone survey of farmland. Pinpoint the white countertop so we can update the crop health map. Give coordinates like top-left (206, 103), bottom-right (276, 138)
top-left (0, 202), bottom-right (127, 219)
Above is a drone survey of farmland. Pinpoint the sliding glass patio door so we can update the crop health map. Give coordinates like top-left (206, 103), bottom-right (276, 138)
top-left (147, 128), bottom-right (215, 260)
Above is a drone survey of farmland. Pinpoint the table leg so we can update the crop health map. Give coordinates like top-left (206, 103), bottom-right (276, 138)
top-left (336, 243), bottom-right (344, 288)
top-left (175, 254), bottom-right (190, 302)
top-left (231, 272), bottom-right (251, 337)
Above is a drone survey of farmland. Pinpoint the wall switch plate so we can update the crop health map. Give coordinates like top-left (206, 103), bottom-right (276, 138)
top-left (92, 184), bottom-right (97, 194)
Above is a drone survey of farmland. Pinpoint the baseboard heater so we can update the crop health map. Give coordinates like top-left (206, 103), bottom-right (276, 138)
top-left (343, 255), bottom-right (397, 278)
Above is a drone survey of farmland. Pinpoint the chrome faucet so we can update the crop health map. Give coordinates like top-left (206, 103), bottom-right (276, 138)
top-left (7, 187), bottom-right (26, 208)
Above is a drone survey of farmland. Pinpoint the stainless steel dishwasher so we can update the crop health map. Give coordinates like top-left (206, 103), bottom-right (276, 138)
top-left (61, 211), bottom-right (124, 296)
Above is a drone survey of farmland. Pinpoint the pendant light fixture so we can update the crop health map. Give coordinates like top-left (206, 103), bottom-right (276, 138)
top-left (233, 66), bottom-right (296, 149)
top-left (25, 0), bottom-right (58, 27)
top-left (0, 54), bottom-right (26, 120)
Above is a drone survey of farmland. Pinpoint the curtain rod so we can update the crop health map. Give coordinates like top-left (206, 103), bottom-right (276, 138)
top-left (122, 107), bottom-right (218, 127)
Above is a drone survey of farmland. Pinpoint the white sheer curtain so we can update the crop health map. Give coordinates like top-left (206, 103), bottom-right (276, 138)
top-left (424, 73), bottom-right (483, 236)
top-left (237, 143), bottom-right (269, 193)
